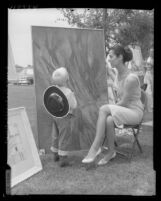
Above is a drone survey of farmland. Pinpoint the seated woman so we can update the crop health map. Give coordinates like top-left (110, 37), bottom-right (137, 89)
top-left (82, 45), bottom-right (144, 165)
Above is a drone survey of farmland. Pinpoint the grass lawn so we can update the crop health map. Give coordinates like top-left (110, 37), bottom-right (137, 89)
top-left (8, 84), bottom-right (155, 195)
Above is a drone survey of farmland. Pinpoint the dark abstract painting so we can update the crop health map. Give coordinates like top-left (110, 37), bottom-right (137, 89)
top-left (32, 26), bottom-right (108, 153)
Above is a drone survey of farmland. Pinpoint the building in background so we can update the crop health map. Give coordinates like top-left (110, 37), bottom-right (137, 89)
top-left (17, 65), bottom-right (33, 79)
top-left (16, 65), bottom-right (34, 85)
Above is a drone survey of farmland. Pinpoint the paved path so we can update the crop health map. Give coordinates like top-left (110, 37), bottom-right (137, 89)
top-left (142, 121), bottom-right (153, 127)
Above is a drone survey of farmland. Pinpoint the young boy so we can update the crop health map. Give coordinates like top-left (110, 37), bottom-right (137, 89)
top-left (50, 67), bottom-right (81, 167)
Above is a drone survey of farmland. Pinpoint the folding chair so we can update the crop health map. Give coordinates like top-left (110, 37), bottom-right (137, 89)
top-left (114, 89), bottom-right (147, 160)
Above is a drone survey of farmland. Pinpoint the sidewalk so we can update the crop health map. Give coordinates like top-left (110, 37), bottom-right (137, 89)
top-left (143, 111), bottom-right (153, 123)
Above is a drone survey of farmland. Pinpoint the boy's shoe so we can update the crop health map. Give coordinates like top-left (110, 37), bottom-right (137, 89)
top-left (53, 152), bottom-right (59, 162)
top-left (59, 155), bottom-right (70, 167)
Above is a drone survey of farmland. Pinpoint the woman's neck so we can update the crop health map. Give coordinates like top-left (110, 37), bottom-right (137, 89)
top-left (117, 63), bottom-right (129, 80)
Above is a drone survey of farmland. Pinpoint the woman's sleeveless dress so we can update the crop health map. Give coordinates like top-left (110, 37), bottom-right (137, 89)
top-left (108, 73), bottom-right (144, 128)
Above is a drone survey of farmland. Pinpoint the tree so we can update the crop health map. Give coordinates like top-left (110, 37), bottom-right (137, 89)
top-left (58, 8), bottom-right (153, 59)
top-left (114, 11), bottom-right (154, 59)
top-left (58, 8), bottom-right (111, 53)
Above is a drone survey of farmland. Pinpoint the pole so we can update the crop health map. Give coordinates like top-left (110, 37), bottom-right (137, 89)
top-left (103, 8), bottom-right (107, 56)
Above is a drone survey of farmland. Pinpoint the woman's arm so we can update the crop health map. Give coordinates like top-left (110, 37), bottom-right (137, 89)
top-left (68, 91), bottom-right (77, 109)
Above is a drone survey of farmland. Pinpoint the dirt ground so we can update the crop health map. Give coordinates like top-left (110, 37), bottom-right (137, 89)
top-left (7, 85), bottom-right (155, 195)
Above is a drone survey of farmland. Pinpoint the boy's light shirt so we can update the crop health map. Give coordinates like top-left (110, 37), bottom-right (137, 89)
top-left (58, 86), bottom-right (77, 114)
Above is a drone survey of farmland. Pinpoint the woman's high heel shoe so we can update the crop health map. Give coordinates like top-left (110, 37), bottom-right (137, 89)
top-left (97, 152), bottom-right (116, 166)
top-left (82, 148), bottom-right (101, 163)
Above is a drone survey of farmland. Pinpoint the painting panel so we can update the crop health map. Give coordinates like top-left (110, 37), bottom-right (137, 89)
top-left (32, 27), bottom-right (107, 152)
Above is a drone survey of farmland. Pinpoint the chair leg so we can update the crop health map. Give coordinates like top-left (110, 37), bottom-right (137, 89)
top-left (131, 128), bottom-right (143, 156)
top-left (114, 138), bottom-right (129, 158)
top-left (133, 128), bottom-right (143, 153)
top-left (114, 126), bottom-right (143, 161)
top-left (114, 140), bottom-right (118, 147)
top-left (135, 136), bottom-right (143, 153)
top-left (129, 135), bottom-right (137, 160)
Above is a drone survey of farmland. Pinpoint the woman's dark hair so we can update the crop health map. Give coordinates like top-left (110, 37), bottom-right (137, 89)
top-left (111, 45), bottom-right (133, 63)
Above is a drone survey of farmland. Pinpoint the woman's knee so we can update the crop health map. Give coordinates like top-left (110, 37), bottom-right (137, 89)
top-left (99, 105), bottom-right (111, 116)
top-left (106, 115), bottom-right (114, 125)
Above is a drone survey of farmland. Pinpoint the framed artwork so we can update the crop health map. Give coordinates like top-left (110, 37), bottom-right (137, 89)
top-left (7, 107), bottom-right (42, 187)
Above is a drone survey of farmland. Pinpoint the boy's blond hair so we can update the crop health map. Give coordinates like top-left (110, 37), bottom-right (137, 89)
top-left (52, 67), bottom-right (69, 86)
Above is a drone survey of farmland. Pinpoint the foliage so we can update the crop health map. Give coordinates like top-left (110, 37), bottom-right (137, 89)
top-left (58, 9), bottom-right (153, 59)
top-left (115, 11), bottom-right (154, 59)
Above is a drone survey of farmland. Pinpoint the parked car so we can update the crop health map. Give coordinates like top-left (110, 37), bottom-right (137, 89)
top-left (27, 77), bottom-right (34, 85)
top-left (18, 78), bottom-right (29, 85)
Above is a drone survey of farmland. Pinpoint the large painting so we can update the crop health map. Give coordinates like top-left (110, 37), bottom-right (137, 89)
top-left (32, 26), bottom-right (108, 152)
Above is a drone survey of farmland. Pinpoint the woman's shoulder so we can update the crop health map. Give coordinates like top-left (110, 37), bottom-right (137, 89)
top-left (125, 73), bottom-right (139, 87)
top-left (126, 72), bottom-right (139, 81)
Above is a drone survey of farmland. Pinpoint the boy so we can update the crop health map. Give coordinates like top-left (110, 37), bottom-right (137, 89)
top-left (50, 67), bottom-right (81, 167)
